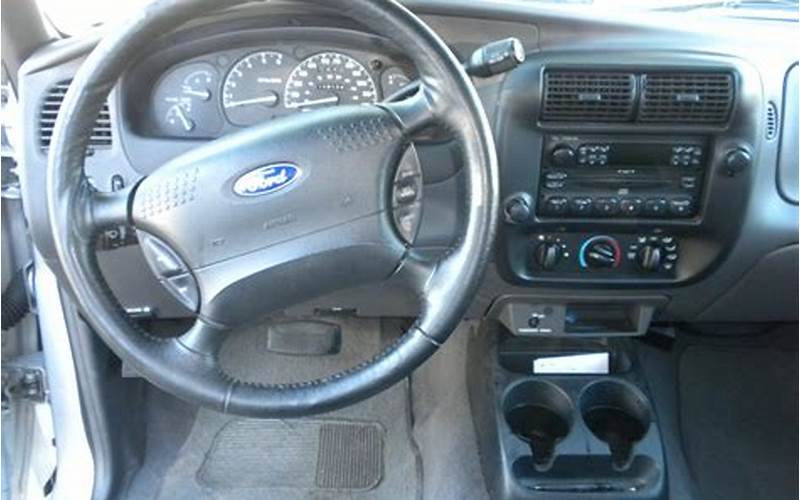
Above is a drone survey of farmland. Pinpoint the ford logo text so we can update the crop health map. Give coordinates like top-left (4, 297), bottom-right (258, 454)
top-left (233, 164), bottom-right (301, 197)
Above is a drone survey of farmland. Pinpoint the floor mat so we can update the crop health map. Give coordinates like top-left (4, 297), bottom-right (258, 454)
top-left (198, 419), bottom-right (383, 490)
top-left (678, 341), bottom-right (798, 500)
top-left (128, 318), bottom-right (421, 500)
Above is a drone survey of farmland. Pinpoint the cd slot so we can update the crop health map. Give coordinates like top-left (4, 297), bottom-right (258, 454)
top-left (572, 178), bottom-right (673, 190)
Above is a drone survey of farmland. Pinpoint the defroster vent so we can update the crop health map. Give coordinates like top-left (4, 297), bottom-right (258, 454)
top-left (40, 80), bottom-right (112, 151)
top-left (639, 72), bottom-right (734, 124)
top-left (542, 71), bottom-right (636, 122)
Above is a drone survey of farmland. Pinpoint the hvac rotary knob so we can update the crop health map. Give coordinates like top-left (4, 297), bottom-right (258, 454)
top-left (636, 244), bottom-right (663, 273)
top-left (534, 242), bottom-right (563, 270)
top-left (580, 236), bottom-right (621, 269)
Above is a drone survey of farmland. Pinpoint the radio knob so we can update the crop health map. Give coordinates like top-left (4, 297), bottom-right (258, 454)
top-left (636, 244), bottom-right (663, 272)
top-left (550, 145), bottom-right (576, 168)
top-left (504, 194), bottom-right (532, 224)
top-left (534, 242), bottom-right (563, 270)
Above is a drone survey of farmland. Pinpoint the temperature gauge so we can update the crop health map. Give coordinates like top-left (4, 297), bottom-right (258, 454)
top-left (151, 62), bottom-right (222, 137)
top-left (165, 104), bottom-right (195, 132)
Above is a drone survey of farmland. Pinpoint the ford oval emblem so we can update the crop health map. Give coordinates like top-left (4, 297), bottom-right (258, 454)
top-left (233, 163), bottom-right (301, 197)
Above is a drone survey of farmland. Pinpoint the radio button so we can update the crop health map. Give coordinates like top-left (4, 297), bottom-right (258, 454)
top-left (570, 197), bottom-right (593, 215)
top-left (669, 197), bottom-right (695, 216)
top-left (619, 197), bottom-right (644, 216)
top-left (545, 171), bottom-right (568, 181)
top-left (680, 176), bottom-right (698, 189)
top-left (594, 197), bottom-right (620, 215)
top-left (644, 198), bottom-right (669, 216)
top-left (543, 196), bottom-right (569, 215)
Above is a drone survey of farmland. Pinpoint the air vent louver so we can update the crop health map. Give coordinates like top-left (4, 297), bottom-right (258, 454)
top-left (639, 72), bottom-right (734, 124)
top-left (542, 71), bottom-right (636, 122)
top-left (765, 101), bottom-right (779, 140)
top-left (40, 80), bottom-right (112, 150)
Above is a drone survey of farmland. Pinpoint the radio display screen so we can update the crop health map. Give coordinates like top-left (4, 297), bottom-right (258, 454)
top-left (609, 143), bottom-right (672, 166)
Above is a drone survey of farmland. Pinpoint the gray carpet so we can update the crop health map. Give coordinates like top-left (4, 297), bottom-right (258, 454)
top-left (410, 322), bottom-right (490, 500)
top-left (124, 318), bottom-right (422, 500)
top-left (678, 336), bottom-right (798, 500)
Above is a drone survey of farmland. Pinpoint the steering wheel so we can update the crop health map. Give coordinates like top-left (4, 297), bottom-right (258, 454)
top-left (47, 0), bottom-right (498, 417)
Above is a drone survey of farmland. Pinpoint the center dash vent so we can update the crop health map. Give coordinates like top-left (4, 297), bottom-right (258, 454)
top-left (40, 80), bottom-right (112, 151)
top-left (638, 72), bottom-right (734, 124)
top-left (542, 70), bottom-right (636, 122)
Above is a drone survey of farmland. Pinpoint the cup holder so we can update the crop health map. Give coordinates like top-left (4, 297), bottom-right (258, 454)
top-left (504, 381), bottom-right (573, 469)
top-left (579, 380), bottom-right (651, 470)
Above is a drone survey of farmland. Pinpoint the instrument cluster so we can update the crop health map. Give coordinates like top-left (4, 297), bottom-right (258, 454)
top-left (148, 44), bottom-right (413, 138)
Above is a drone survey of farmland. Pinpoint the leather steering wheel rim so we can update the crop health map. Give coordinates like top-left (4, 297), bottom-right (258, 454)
top-left (47, 0), bottom-right (498, 417)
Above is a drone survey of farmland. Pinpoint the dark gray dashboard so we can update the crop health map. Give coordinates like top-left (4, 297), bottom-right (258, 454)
top-left (16, 1), bottom-right (798, 324)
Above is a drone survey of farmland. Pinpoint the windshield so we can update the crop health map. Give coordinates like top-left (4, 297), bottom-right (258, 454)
top-left (35, 0), bottom-right (799, 35)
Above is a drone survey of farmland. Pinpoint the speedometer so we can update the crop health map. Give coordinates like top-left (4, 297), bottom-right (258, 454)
top-left (222, 51), bottom-right (290, 126)
top-left (284, 52), bottom-right (377, 110)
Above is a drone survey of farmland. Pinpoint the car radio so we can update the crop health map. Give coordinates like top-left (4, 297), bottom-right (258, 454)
top-left (538, 134), bottom-right (708, 218)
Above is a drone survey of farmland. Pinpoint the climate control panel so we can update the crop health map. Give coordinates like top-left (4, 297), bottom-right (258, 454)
top-left (529, 232), bottom-right (680, 280)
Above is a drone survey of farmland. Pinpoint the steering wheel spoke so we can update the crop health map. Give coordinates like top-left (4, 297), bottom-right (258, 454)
top-left (176, 319), bottom-right (229, 358)
top-left (382, 82), bottom-right (445, 136)
top-left (393, 247), bottom-right (440, 295)
top-left (83, 181), bottom-right (134, 234)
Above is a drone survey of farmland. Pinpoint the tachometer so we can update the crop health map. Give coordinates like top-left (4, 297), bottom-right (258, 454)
top-left (222, 51), bottom-right (290, 126)
top-left (284, 52), bottom-right (377, 110)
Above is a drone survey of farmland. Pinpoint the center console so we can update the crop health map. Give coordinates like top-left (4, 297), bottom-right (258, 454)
top-left (479, 50), bottom-right (763, 500)
top-left (468, 321), bottom-right (667, 500)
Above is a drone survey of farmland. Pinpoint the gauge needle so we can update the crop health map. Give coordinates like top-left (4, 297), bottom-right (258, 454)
top-left (174, 106), bottom-right (194, 132)
top-left (288, 96), bottom-right (340, 109)
top-left (224, 94), bottom-right (279, 108)
top-left (182, 88), bottom-right (211, 101)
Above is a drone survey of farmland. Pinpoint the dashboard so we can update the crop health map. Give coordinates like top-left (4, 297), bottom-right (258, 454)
top-left (15, 1), bottom-right (799, 326)
top-left (139, 43), bottom-right (412, 139)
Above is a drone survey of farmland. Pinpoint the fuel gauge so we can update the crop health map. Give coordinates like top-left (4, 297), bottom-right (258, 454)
top-left (181, 69), bottom-right (214, 102)
top-left (151, 62), bottom-right (223, 138)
